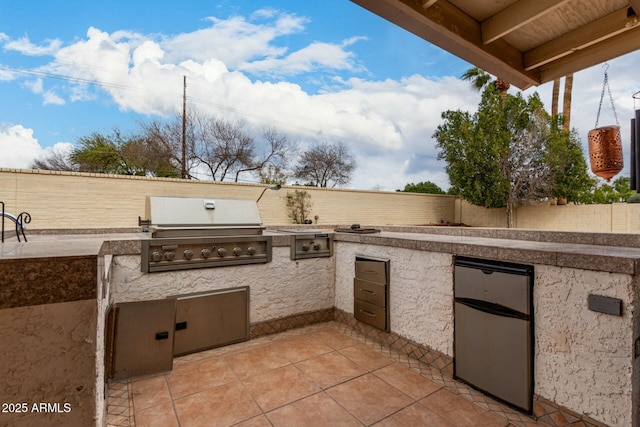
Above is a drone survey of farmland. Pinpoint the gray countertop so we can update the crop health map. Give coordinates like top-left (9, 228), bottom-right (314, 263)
top-left (334, 231), bottom-right (640, 275)
top-left (2, 228), bottom-right (640, 275)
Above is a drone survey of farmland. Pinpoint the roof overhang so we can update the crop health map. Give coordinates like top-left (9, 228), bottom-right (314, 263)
top-left (351, 0), bottom-right (640, 89)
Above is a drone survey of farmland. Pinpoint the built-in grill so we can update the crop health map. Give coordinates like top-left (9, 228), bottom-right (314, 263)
top-left (141, 197), bottom-right (272, 273)
top-left (274, 229), bottom-right (333, 260)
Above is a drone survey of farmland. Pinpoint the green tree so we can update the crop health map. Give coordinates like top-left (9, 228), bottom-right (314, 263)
top-left (70, 129), bottom-right (179, 176)
top-left (397, 181), bottom-right (445, 194)
top-left (435, 85), bottom-right (553, 227)
top-left (546, 126), bottom-right (591, 202)
top-left (259, 165), bottom-right (287, 185)
top-left (577, 176), bottom-right (634, 204)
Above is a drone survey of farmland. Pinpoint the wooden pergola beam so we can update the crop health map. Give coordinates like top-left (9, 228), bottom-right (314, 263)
top-left (524, 7), bottom-right (640, 70)
top-left (482, 0), bottom-right (572, 44)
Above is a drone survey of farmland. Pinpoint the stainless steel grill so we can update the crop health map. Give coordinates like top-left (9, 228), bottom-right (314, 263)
top-left (274, 229), bottom-right (333, 260)
top-left (141, 197), bottom-right (272, 273)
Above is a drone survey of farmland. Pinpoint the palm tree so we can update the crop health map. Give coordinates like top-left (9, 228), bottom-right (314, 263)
top-left (550, 74), bottom-right (573, 131)
top-left (461, 67), bottom-right (510, 96)
top-left (562, 73), bottom-right (573, 132)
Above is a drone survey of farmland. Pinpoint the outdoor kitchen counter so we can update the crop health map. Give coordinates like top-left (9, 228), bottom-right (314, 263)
top-left (333, 230), bottom-right (640, 275)
top-left (2, 228), bottom-right (639, 272)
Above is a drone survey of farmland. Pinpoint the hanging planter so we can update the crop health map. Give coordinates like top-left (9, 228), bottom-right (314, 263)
top-left (588, 65), bottom-right (623, 182)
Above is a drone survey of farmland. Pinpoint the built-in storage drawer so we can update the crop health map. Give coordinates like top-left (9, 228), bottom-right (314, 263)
top-left (354, 299), bottom-right (387, 331)
top-left (355, 260), bottom-right (388, 285)
top-left (354, 278), bottom-right (386, 306)
top-left (354, 256), bottom-right (390, 331)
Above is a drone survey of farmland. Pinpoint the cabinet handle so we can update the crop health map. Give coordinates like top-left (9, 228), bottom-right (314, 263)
top-left (155, 331), bottom-right (169, 340)
top-left (360, 289), bottom-right (376, 295)
top-left (359, 310), bottom-right (376, 317)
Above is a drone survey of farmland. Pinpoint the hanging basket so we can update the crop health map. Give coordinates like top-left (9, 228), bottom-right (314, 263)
top-left (588, 125), bottom-right (623, 182)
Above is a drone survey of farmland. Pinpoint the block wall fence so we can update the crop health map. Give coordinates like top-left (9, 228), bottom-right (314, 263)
top-left (1, 169), bottom-right (638, 232)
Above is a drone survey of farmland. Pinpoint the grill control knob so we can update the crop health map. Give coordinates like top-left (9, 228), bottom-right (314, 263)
top-left (313, 243), bottom-right (321, 251)
top-left (151, 251), bottom-right (162, 262)
top-left (232, 247), bottom-right (242, 256)
top-left (217, 247), bottom-right (227, 257)
top-left (201, 248), bottom-right (211, 259)
top-left (247, 246), bottom-right (256, 256)
top-left (302, 243), bottom-right (310, 251)
top-left (183, 249), bottom-right (194, 260)
top-left (164, 251), bottom-right (175, 261)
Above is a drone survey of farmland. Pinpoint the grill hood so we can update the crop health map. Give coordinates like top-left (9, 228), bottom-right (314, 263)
top-left (146, 196), bottom-right (264, 238)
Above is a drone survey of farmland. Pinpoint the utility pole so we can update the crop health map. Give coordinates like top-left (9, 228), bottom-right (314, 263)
top-left (182, 75), bottom-right (187, 179)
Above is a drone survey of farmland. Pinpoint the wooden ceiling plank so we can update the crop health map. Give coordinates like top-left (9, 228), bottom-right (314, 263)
top-left (421, 0), bottom-right (438, 8)
top-left (538, 25), bottom-right (640, 84)
top-left (524, 7), bottom-right (639, 70)
top-left (482, 0), bottom-right (573, 44)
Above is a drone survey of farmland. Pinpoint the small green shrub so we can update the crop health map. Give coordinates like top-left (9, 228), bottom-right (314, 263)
top-left (626, 193), bottom-right (640, 203)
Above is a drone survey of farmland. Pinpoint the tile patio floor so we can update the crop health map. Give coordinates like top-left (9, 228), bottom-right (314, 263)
top-left (107, 322), bottom-right (542, 427)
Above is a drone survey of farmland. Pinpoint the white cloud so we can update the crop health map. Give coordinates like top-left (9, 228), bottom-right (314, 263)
top-left (3, 36), bottom-right (62, 56)
top-left (0, 125), bottom-right (72, 169)
top-left (160, 12), bottom-right (306, 67)
top-left (23, 77), bottom-right (43, 94)
top-left (239, 40), bottom-right (364, 76)
top-left (43, 90), bottom-right (65, 105)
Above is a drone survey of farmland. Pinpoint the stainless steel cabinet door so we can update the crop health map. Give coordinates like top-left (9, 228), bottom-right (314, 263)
top-left (454, 302), bottom-right (532, 412)
top-left (173, 287), bottom-right (249, 356)
top-left (111, 299), bottom-right (176, 380)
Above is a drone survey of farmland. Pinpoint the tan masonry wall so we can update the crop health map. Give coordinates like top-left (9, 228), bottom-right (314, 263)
top-left (456, 199), bottom-right (640, 232)
top-left (0, 169), bottom-right (455, 229)
top-left (2, 169), bottom-right (639, 232)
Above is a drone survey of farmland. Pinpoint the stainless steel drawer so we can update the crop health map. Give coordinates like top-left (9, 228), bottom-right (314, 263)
top-left (455, 264), bottom-right (531, 314)
top-left (355, 260), bottom-right (388, 285)
top-left (354, 278), bottom-right (386, 306)
top-left (354, 299), bottom-right (386, 330)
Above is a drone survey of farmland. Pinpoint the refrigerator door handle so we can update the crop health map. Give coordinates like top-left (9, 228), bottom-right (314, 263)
top-left (455, 297), bottom-right (530, 321)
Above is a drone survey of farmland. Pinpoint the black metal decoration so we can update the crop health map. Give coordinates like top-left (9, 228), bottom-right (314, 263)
top-left (1, 201), bottom-right (31, 242)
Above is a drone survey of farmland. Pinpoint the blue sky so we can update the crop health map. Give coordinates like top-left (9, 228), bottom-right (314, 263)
top-left (1, 1), bottom-right (640, 191)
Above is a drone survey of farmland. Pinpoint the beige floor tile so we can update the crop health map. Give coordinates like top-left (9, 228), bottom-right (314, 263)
top-left (327, 373), bottom-right (414, 425)
top-left (266, 392), bottom-right (362, 427)
top-left (310, 328), bottom-right (361, 349)
top-left (224, 344), bottom-right (291, 379)
top-left (242, 365), bottom-right (321, 412)
top-left (420, 388), bottom-right (509, 426)
top-left (234, 414), bottom-right (273, 427)
top-left (165, 355), bottom-right (236, 399)
top-left (134, 401), bottom-right (178, 427)
top-left (130, 375), bottom-right (171, 412)
top-left (173, 381), bottom-right (261, 427)
top-left (373, 402), bottom-right (455, 427)
top-left (296, 351), bottom-right (367, 389)
top-left (339, 343), bottom-right (395, 371)
top-left (373, 362), bottom-right (443, 400)
top-left (271, 335), bottom-right (334, 363)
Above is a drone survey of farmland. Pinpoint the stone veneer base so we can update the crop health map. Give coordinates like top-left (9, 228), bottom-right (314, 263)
top-left (250, 307), bottom-right (607, 427)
